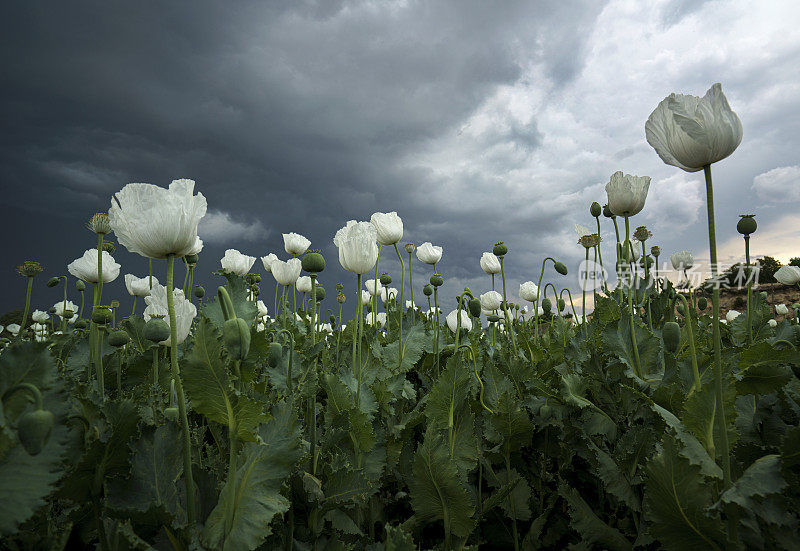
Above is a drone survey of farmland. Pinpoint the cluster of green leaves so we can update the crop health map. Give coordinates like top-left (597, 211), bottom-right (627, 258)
top-left (1, 273), bottom-right (799, 550)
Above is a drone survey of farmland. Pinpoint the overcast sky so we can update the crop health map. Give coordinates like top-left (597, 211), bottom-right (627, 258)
top-left (2, 0), bottom-right (799, 317)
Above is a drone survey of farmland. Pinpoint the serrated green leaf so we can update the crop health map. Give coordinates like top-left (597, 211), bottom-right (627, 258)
top-left (381, 325), bottom-right (430, 374)
top-left (410, 439), bottom-right (474, 538)
top-left (425, 356), bottom-right (472, 432)
top-left (652, 403), bottom-right (722, 479)
top-left (183, 316), bottom-right (266, 440)
top-left (719, 454), bottom-right (786, 508)
top-left (644, 435), bottom-right (726, 551)
top-left (202, 401), bottom-right (302, 551)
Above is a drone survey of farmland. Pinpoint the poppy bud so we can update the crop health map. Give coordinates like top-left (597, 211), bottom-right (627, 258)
top-left (737, 214), bottom-right (757, 236)
top-left (697, 297), bottom-right (707, 310)
top-left (487, 314), bottom-right (501, 323)
top-left (539, 403), bottom-right (552, 419)
top-left (554, 261), bottom-right (568, 276)
top-left (46, 277), bottom-right (60, 288)
top-left (677, 303), bottom-right (686, 316)
top-left (268, 342), bottom-right (283, 367)
top-left (17, 408), bottom-right (54, 456)
top-left (144, 317), bottom-right (170, 343)
top-left (468, 298), bottom-right (482, 318)
top-left (663, 321), bottom-right (681, 354)
top-left (193, 285), bottom-right (205, 298)
top-left (223, 317), bottom-right (251, 360)
top-left (430, 274), bottom-right (443, 287)
top-left (542, 298), bottom-right (552, 313)
top-left (492, 242), bottom-right (508, 256)
top-left (423, 284), bottom-right (433, 296)
top-left (185, 253), bottom-right (199, 265)
top-left (302, 251), bottom-right (326, 273)
top-left (602, 204), bottom-right (615, 218)
top-left (590, 202), bottom-right (602, 218)
top-left (108, 329), bottom-right (130, 347)
top-left (75, 280), bottom-right (86, 291)
top-left (330, 315), bottom-right (336, 326)
top-left (91, 306), bottom-right (113, 325)
top-left (557, 298), bottom-right (565, 312)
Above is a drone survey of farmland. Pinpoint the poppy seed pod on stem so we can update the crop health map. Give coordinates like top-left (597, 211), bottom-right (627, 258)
top-left (380, 273), bottom-right (392, 286)
top-left (737, 214), bottom-right (757, 236)
top-left (47, 277), bottom-right (60, 288)
top-left (430, 274), bottom-right (443, 287)
top-left (108, 329), bottom-right (130, 347)
top-left (91, 306), bottom-right (113, 325)
top-left (493, 242), bottom-right (508, 257)
top-left (193, 285), bottom-right (205, 298)
top-left (423, 284), bottom-right (433, 296)
top-left (302, 250), bottom-right (325, 273)
top-left (144, 317), bottom-right (170, 343)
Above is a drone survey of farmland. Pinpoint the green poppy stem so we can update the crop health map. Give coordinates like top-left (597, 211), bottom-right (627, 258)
top-left (166, 254), bottom-right (197, 527)
top-left (393, 244), bottom-right (405, 369)
top-left (624, 216), bottom-right (643, 378)
top-left (702, 165), bottom-right (732, 492)
top-left (744, 234), bottom-right (753, 345)
top-left (499, 256), bottom-right (518, 354)
top-left (20, 277), bottom-right (33, 333)
top-left (408, 250), bottom-right (415, 324)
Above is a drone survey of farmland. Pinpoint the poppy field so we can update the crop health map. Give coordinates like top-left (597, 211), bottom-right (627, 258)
top-left (1, 84), bottom-right (799, 551)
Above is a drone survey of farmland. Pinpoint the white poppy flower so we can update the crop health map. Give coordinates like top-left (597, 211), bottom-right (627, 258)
top-left (726, 310), bottom-right (741, 322)
top-left (256, 300), bottom-right (269, 318)
top-left (283, 232), bottom-right (311, 256)
top-left (480, 252), bottom-right (501, 275)
top-left (519, 281), bottom-right (539, 302)
top-left (271, 258), bottom-right (302, 285)
top-left (125, 274), bottom-right (158, 297)
top-left (774, 266), bottom-right (800, 286)
top-left (261, 253), bottom-right (278, 273)
top-left (31, 310), bottom-right (49, 323)
top-left (220, 249), bottom-right (256, 276)
top-left (143, 284), bottom-right (197, 346)
top-left (333, 221), bottom-right (379, 275)
top-left (366, 312), bottom-right (387, 328)
top-left (405, 300), bottom-right (415, 309)
top-left (296, 276), bottom-right (313, 293)
top-left (7, 324), bottom-right (21, 336)
top-left (605, 171), bottom-right (651, 217)
top-left (480, 291), bottom-right (503, 311)
top-left (370, 211), bottom-right (404, 246)
top-left (381, 287), bottom-right (398, 304)
top-left (416, 242), bottom-right (443, 265)
top-left (364, 279), bottom-right (383, 296)
top-left (53, 300), bottom-right (79, 323)
top-left (646, 83), bottom-right (743, 172)
top-left (109, 179), bottom-right (207, 259)
top-left (768, 319), bottom-right (778, 327)
top-left (670, 251), bottom-right (694, 271)
top-left (776, 303), bottom-right (789, 315)
top-left (360, 290), bottom-right (372, 306)
top-left (446, 309), bottom-right (472, 333)
top-left (68, 249), bottom-right (121, 284)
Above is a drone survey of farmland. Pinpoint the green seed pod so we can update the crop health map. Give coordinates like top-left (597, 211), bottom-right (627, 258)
top-left (108, 330), bottom-right (130, 347)
top-left (663, 321), bottom-right (681, 354)
top-left (91, 306), bottom-right (113, 325)
top-left (590, 202), bottom-right (602, 218)
top-left (302, 251), bottom-right (326, 273)
top-left (737, 214), bottom-right (757, 236)
top-left (557, 298), bottom-right (565, 312)
top-left (677, 303), bottom-right (686, 316)
top-left (185, 253), bottom-right (199, 265)
top-left (542, 298), bottom-right (552, 314)
top-left (379, 273), bottom-right (392, 285)
top-left (487, 314), bottom-right (501, 323)
top-left (423, 284), bottom-right (433, 296)
top-left (314, 286), bottom-right (326, 301)
top-left (164, 407), bottom-right (179, 422)
top-left (17, 408), bottom-right (54, 456)
top-left (144, 317), bottom-right (170, 343)
top-left (492, 242), bottom-right (508, 256)
top-left (193, 285), bottom-right (205, 298)
top-left (46, 277), bottom-right (60, 288)
top-left (63, 309), bottom-right (74, 320)
top-left (223, 318), bottom-right (251, 361)
top-left (74, 319), bottom-right (88, 330)
top-left (75, 280), bottom-right (86, 291)
top-left (554, 261), bottom-right (568, 276)
top-left (48, 306), bottom-right (57, 314)
top-left (268, 342), bottom-right (283, 368)
top-left (430, 274), bottom-right (443, 287)
top-left (697, 297), bottom-right (708, 310)
top-left (468, 297), bottom-right (482, 318)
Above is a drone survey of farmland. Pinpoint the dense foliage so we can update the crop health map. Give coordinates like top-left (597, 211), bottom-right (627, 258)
top-left (1, 266), bottom-right (799, 550)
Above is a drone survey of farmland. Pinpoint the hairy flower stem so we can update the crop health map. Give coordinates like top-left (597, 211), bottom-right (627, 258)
top-left (702, 165), bottom-right (732, 492)
top-left (624, 216), bottom-right (643, 378)
top-left (148, 259), bottom-right (153, 289)
top-left (393, 244), bottom-right (405, 369)
top-left (582, 248), bottom-right (589, 336)
top-left (744, 235), bottom-right (753, 345)
top-left (433, 286), bottom-right (440, 375)
top-left (310, 275), bottom-right (319, 474)
top-left (373, 246), bottom-right (382, 328)
top-left (595, 217), bottom-right (608, 292)
top-left (336, 302), bottom-right (343, 366)
top-left (131, 296), bottom-right (137, 317)
top-left (408, 250), bottom-right (415, 324)
top-left (182, 257), bottom-right (189, 296)
top-left (93, 234), bottom-right (105, 399)
top-left (535, 257), bottom-right (555, 343)
top-left (353, 274), bottom-right (362, 379)
top-left (20, 277), bottom-right (33, 334)
top-left (675, 293), bottom-right (701, 393)
top-left (499, 257), bottom-right (518, 354)
top-left (152, 347), bottom-right (159, 387)
top-left (166, 254), bottom-right (197, 527)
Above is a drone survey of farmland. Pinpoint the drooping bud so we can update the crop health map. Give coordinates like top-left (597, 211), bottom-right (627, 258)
top-left (268, 342), bottom-right (283, 367)
top-left (737, 214), bottom-right (757, 236)
top-left (697, 297), bottom-right (707, 310)
top-left (602, 204), bottom-right (615, 218)
top-left (223, 318), bottom-right (251, 360)
top-left (17, 408), bottom-right (54, 456)
top-left (557, 298), bottom-right (565, 312)
top-left (46, 277), bottom-right (60, 288)
top-left (554, 261), bottom-right (568, 276)
top-left (663, 321), bottom-right (681, 354)
top-left (76, 280), bottom-right (86, 291)
top-left (590, 202), bottom-right (602, 218)
top-left (541, 298), bottom-right (552, 314)
top-left (468, 297), bottom-right (482, 318)
top-left (165, 407), bottom-right (179, 422)
top-left (492, 242), bottom-right (508, 256)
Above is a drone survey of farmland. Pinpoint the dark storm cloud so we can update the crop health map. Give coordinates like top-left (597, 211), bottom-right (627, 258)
top-left (0, 0), bottom-right (604, 312)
